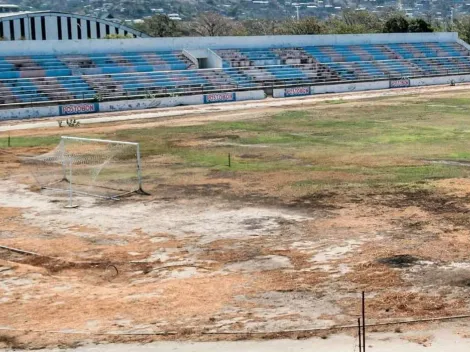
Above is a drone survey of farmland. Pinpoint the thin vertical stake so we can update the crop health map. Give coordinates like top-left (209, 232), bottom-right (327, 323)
top-left (228, 153), bottom-right (231, 167)
top-left (362, 291), bottom-right (366, 352)
top-left (68, 159), bottom-right (72, 207)
top-left (64, 158), bottom-right (78, 208)
top-left (136, 143), bottom-right (143, 191)
top-left (59, 139), bottom-right (67, 181)
top-left (7, 134), bottom-right (10, 147)
top-left (358, 318), bottom-right (362, 352)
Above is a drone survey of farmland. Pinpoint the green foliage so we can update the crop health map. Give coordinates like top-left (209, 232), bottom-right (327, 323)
top-left (383, 15), bottom-right (409, 33)
top-left (235, 19), bottom-right (282, 35)
top-left (134, 14), bottom-right (183, 37)
top-left (325, 9), bottom-right (383, 34)
top-left (381, 15), bottom-right (433, 33)
top-left (128, 10), bottom-right (439, 38)
top-left (408, 18), bottom-right (434, 32)
top-left (66, 118), bottom-right (81, 127)
top-left (278, 17), bottom-right (325, 35)
top-left (453, 15), bottom-right (470, 43)
top-left (93, 93), bottom-right (103, 102)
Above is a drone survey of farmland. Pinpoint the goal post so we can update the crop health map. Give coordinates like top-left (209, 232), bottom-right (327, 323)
top-left (61, 136), bottom-right (144, 193)
top-left (22, 136), bottom-right (147, 200)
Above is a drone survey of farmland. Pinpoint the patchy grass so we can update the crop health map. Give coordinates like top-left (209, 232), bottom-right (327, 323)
top-left (13, 93), bottom-right (470, 194)
top-left (0, 135), bottom-right (60, 148)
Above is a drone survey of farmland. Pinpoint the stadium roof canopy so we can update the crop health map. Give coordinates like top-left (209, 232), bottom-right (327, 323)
top-left (0, 11), bottom-right (149, 40)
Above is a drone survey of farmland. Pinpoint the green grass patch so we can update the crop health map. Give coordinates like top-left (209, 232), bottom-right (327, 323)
top-left (0, 135), bottom-right (60, 148)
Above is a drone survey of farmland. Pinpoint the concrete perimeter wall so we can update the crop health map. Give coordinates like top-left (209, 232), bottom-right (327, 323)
top-left (2, 74), bottom-right (469, 122)
top-left (273, 81), bottom-right (390, 98)
top-left (0, 90), bottom-right (266, 121)
top-left (0, 32), bottom-right (458, 56)
top-left (272, 74), bottom-right (470, 99)
top-left (410, 74), bottom-right (470, 86)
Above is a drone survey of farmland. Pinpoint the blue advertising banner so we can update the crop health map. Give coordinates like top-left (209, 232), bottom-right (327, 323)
top-left (203, 92), bottom-right (236, 104)
top-left (389, 79), bottom-right (411, 88)
top-left (59, 103), bottom-right (99, 116)
top-left (284, 86), bottom-right (311, 97)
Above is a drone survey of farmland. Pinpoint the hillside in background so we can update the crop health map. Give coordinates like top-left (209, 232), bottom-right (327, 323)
top-left (3, 0), bottom-right (464, 22)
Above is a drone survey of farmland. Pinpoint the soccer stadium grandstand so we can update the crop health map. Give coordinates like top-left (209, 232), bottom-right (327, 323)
top-left (0, 32), bottom-right (470, 119)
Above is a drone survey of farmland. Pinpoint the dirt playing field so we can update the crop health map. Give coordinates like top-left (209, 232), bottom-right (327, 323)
top-left (3, 87), bottom-right (470, 349)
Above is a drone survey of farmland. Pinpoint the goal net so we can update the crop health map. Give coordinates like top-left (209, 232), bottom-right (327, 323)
top-left (22, 136), bottom-right (144, 199)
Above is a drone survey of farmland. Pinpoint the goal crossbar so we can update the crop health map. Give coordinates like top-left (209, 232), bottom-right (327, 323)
top-left (61, 136), bottom-right (139, 146)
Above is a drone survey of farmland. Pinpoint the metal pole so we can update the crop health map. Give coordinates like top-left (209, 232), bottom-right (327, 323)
top-left (65, 158), bottom-right (78, 208)
top-left (68, 159), bottom-right (72, 206)
top-left (136, 143), bottom-right (143, 191)
top-left (60, 139), bottom-right (67, 180)
top-left (362, 291), bottom-right (366, 352)
top-left (358, 318), bottom-right (362, 352)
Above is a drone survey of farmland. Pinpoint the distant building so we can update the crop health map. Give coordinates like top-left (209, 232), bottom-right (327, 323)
top-left (168, 13), bottom-right (182, 20)
top-left (0, 4), bottom-right (20, 13)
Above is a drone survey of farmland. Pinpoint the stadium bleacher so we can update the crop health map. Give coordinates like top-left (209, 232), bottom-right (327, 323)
top-left (0, 51), bottom-right (195, 79)
top-left (1, 41), bottom-right (470, 106)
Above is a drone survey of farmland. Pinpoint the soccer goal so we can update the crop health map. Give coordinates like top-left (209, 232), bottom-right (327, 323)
top-left (23, 136), bottom-right (146, 201)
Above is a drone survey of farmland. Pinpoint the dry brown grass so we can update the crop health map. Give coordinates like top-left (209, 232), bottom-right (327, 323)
top-left (338, 291), bottom-right (466, 321)
top-left (344, 262), bottom-right (405, 290)
top-left (368, 292), bottom-right (465, 319)
top-left (250, 270), bottom-right (327, 293)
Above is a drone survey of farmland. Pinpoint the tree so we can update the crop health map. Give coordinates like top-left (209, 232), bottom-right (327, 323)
top-left (237, 19), bottom-right (282, 36)
top-left (278, 17), bottom-right (324, 35)
top-left (192, 12), bottom-right (234, 36)
top-left (408, 18), bottom-right (433, 32)
top-left (325, 10), bottom-right (383, 34)
top-left (453, 15), bottom-right (470, 44)
top-left (134, 14), bottom-right (182, 37)
top-left (383, 15), bottom-right (409, 33)
top-left (342, 9), bottom-right (383, 32)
